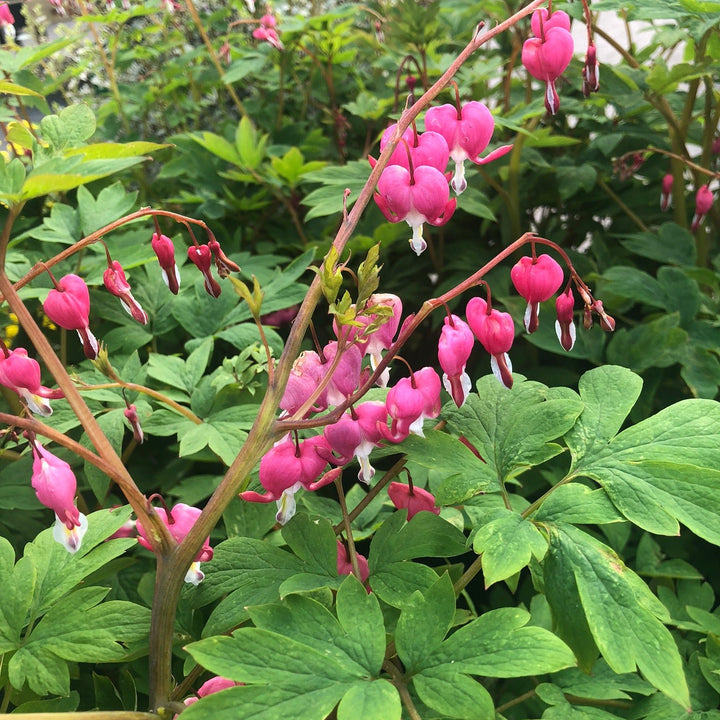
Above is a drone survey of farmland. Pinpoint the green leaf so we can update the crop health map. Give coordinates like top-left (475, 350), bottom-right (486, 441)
top-left (369, 510), bottom-right (467, 568)
top-left (247, 595), bottom-right (370, 677)
top-left (64, 140), bottom-right (170, 160)
top-left (0, 80), bottom-right (43, 97)
top-left (39, 103), bottom-right (96, 154)
top-left (23, 507), bottom-right (136, 616)
top-left (77, 182), bottom-right (138, 236)
top-left (236, 116), bottom-right (268, 169)
top-left (370, 562), bottom-right (440, 608)
top-left (544, 524), bottom-right (689, 709)
top-left (0, 539), bottom-right (36, 653)
top-left (396, 574), bottom-right (456, 672)
top-left (180, 684), bottom-right (345, 720)
top-left (420, 606), bottom-right (576, 677)
top-left (8, 645), bottom-right (69, 696)
top-left (532, 484), bottom-right (624, 525)
top-left (569, 367), bottom-right (720, 543)
top-left (336, 574), bottom-right (386, 675)
top-left (398, 429), bottom-right (495, 504)
top-left (282, 513), bottom-right (338, 577)
top-left (619, 222), bottom-right (696, 265)
top-left (556, 164), bottom-right (597, 200)
top-left (192, 537), bottom-right (303, 636)
top-left (82, 410), bottom-right (126, 502)
top-left (191, 131), bottom-right (242, 165)
top-left (337, 680), bottom-right (401, 720)
top-left (472, 509), bottom-right (548, 587)
top-left (413, 669), bottom-right (495, 720)
top-left (606, 313), bottom-right (687, 372)
top-left (444, 376), bottom-right (583, 485)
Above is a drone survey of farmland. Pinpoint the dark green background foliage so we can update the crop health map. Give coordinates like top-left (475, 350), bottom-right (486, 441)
top-left (0, 0), bottom-right (719, 717)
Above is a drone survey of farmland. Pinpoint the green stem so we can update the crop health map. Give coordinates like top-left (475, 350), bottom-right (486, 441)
top-left (383, 660), bottom-right (423, 720)
top-left (335, 474), bottom-right (361, 579)
top-left (453, 553), bottom-right (483, 595)
top-left (597, 177), bottom-right (648, 231)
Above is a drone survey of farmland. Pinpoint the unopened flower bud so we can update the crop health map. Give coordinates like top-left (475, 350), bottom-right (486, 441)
top-left (691, 185), bottom-right (714, 232)
top-left (582, 44), bottom-right (600, 97)
top-left (660, 173), bottom-right (673, 211)
top-left (583, 305), bottom-right (593, 330)
top-left (124, 404), bottom-right (144, 444)
top-left (592, 300), bottom-right (615, 332)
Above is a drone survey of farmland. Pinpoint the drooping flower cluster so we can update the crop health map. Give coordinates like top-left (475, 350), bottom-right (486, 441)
top-left (658, 173), bottom-right (715, 232)
top-left (521, 8), bottom-right (575, 115)
top-left (242, 293), bottom-right (446, 523)
top-left (252, 14), bottom-right (283, 50)
top-left (372, 98), bottom-right (511, 254)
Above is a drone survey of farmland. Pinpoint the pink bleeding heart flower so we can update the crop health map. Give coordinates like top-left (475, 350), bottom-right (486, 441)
top-left (334, 293), bottom-right (403, 387)
top-left (321, 341), bottom-right (363, 407)
top-left (530, 8), bottom-right (571, 35)
top-left (151, 232), bottom-right (181, 294)
top-left (369, 124), bottom-right (450, 174)
top-left (510, 254), bottom-right (564, 333)
top-left (522, 10), bottom-right (575, 115)
top-left (382, 367), bottom-right (440, 442)
top-left (188, 244), bottom-right (221, 298)
top-left (136, 503), bottom-right (213, 585)
top-left (30, 440), bottom-right (88, 553)
top-left (103, 261), bottom-right (148, 324)
top-left (253, 14), bottom-right (283, 50)
top-left (375, 164), bottom-right (456, 256)
top-left (0, 2), bottom-right (15, 38)
top-left (43, 274), bottom-right (98, 360)
top-left (660, 173), bottom-right (674, 211)
top-left (438, 314), bottom-right (475, 407)
top-left (555, 287), bottom-right (576, 351)
top-left (336, 541), bottom-right (370, 584)
top-left (424, 101), bottom-right (513, 194)
top-left (0, 348), bottom-right (63, 416)
top-left (280, 350), bottom-right (328, 417)
top-left (240, 435), bottom-right (331, 524)
top-left (691, 185), bottom-right (714, 232)
top-left (323, 401), bottom-right (388, 483)
top-left (182, 676), bottom-right (243, 711)
top-left (388, 481), bottom-right (440, 520)
top-left (466, 297), bottom-right (515, 389)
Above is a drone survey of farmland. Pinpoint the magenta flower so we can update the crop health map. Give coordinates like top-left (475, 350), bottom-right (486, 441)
top-left (375, 164), bottom-right (456, 256)
top-left (424, 101), bottom-right (512, 194)
top-left (522, 10), bottom-right (575, 115)
top-left (136, 503), bottom-right (213, 584)
top-left (182, 677), bottom-right (242, 711)
top-left (43, 274), bottom-right (98, 360)
top-left (151, 232), bottom-right (181, 294)
top-left (369, 124), bottom-right (449, 174)
top-left (280, 350), bottom-right (328, 417)
top-left (103, 261), bottom-right (148, 325)
top-left (323, 401), bottom-right (388, 483)
top-left (0, 2), bottom-right (15, 39)
top-left (336, 541), bottom-right (370, 584)
top-left (382, 367), bottom-right (441, 442)
top-left (240, 435), bottom-right (332, 523)
top-left (188, 244), bottom-right (221, 298)
top-left (30, 440), bottom-right (88, 553)
top-left (510, 254), bottom-right (564, 333)
top-left (466, 297), bottom-right (515, 389)
top-left (555, 287), bottom-right (576, 351)
top-left (388, 481), bottom-right (440, 520)
top-left (438, 314), bottom-right (475, 407)
top-left (660, 173), bottom-right (674, 211)
top-left (253, 14), bottom-right (283, 50)
top-left (691, 185), bottom-right (714, 232)
top-left (0, 348), bottom-right (63, 416)
top-left (321, 341), bottom-right (363, 407)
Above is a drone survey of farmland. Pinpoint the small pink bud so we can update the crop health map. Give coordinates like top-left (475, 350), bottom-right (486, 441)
top-left (660, 173), bottom-right (674, 211)
top-left (124, 404), bottom-right (144, 444)
top-left (188, 244), bottom-right (222, 298)
top-left (582, 44), bottom-right (600, 96)
top-left (691, 185), bottom-right (714, 232)
top-left (151, 232), bottom-right (181, 294)
top-left (208, 239), bottom-right (241, 278)
top-left (103, 261), bottom-right (148, 324)
top-left (592, 300), bottom-right (615, 332)
top-left (554, 287), bottom-right (576, 351)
